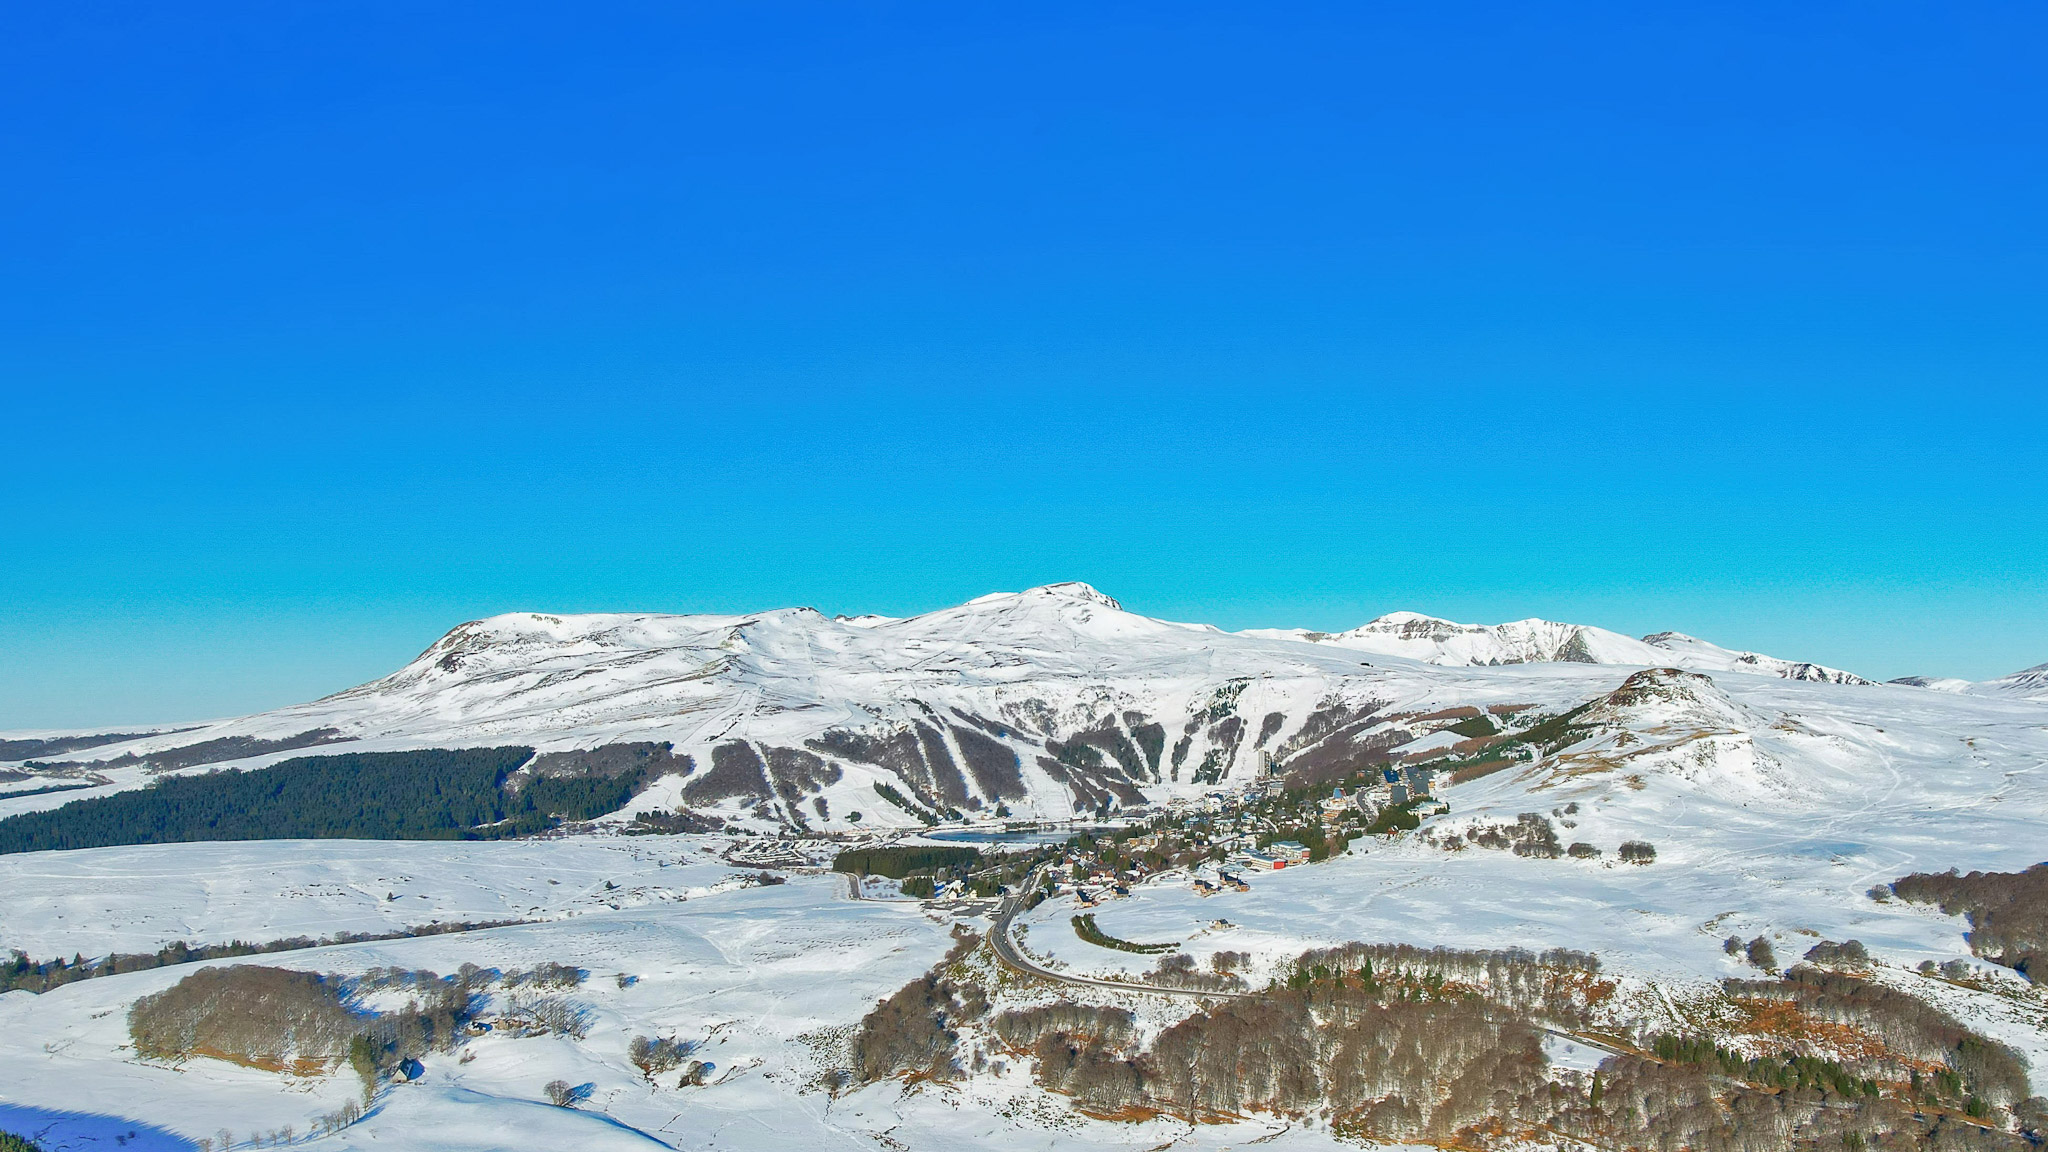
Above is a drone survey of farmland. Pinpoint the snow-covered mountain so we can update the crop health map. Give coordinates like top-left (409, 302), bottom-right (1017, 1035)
top-left (1243, 611), bottom-right (1665, 667)
top-left (1242, 610), bottom-right (1871, 683)
top-left (1637, 630), bottom-right (1872, 685)
top-left (1970, 661), bottom-right (2048, 702)
top-left (2, 584), bottom-right (2039, 832)
top-left (1889, 662), bottom-right (2048, 700)
top-left (1886, 674), bottom-right (1974, 692)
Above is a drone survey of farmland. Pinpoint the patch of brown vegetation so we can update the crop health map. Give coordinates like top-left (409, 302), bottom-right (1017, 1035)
top-left (1729, 998), bottom-right (1894, 1064)
top-left (1447, 759), bottom-right (1515, 784)
top-left (185, 1044), bottom-right (332, 1077)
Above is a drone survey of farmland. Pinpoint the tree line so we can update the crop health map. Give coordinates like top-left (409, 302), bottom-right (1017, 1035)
top-left (1, 917), bottom-right (525, 995)
top-left (0, 745), bottom-right (692, 855)
top-left (831, 844), bottom-right (981, 878)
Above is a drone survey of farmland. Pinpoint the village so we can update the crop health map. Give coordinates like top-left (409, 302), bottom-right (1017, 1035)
top-left (829, 752), bottom-right (1448, 913)
top-left (1059, 754), bottom-right (1441, 905)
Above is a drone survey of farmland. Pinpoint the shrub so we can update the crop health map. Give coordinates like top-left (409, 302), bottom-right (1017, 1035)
top-left (853, 929), bottom-right (987, 1082)
top-left (129, 965), bottom-right (366, 1069)
top-left (1618, 840), bottom-right (1657, 864)
top-left (131, 963), bottom-right (476, 1090)
top-left (504, 993), bottom-right (589, 1039)
top-left (630, 1035), bottom-right (694, 1077)
top-left (1509, 813), bottom-right (1562, 858)
top-left (1745, 935), bottom-right (1778, 972)
top-left (0, 1132), bottom-right (45, 1152)
top-left (1890, 863), bottom-right (2048, 980)
top-left (1072, 913), bottom-right (1179, 954)
top-left (505, 961), bottom-right (583, 989)
top-left (1146, 951), bottom-right (1246, 992)
top-left (1803, 939), bottom-right (1870, 968)
top-left (1364, 801), bottom-right (1422, 835)
top-left (1567, 842), bottom-right (1601, 859)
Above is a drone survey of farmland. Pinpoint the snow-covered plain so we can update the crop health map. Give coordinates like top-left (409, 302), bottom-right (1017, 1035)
top-left (0, 836), bottom-right (753, 958)
top-left (0, 860), bottom-right (1366, 1152)
top-left (3, 585), bottom-right (2046, 1149)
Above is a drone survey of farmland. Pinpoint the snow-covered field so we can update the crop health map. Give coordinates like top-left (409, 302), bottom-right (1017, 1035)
top-left (0, 852), bottom-right (1370, 1152)
top-left (1, 867), bottom-right (938, 1151)
top-left (0, 836), bottom-right (757, 958)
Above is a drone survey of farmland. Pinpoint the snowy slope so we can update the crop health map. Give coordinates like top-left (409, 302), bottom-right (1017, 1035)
top-left (0, 586), bottom-right (1587, 830)
top-left (1020, 665), bottom-right (2048, 1073)
top-left (1243, 611), bottom-right (1667, 667)
top-left (1970, 661), bottom-right (2048, 702)
top-left (1888, 662), bottom-right (2048, 699)
top-left (0, 585), bottom-right (2035, 835)
top-left (1241, 610), bottom-right (1877, 684)
top-left (1639, 631), bottom-right (1873, 684)
top-left (1888, 674), bottom-right (1974, 692)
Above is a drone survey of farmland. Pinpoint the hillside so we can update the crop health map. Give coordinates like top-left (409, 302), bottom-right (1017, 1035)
top-left (1, 585), bottom-right (2041, 841)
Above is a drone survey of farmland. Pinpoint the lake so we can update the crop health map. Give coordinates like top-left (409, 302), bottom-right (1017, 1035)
top-left (925, 827), bottom-right (1085, 848)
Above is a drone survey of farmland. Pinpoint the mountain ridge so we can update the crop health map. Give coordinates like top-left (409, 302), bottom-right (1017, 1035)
top-left (4, 583), bottom-right (2041, 835)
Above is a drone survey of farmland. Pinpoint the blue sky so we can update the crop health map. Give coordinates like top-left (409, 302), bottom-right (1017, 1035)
top-left (4, 2), bottom-right (2045, 728)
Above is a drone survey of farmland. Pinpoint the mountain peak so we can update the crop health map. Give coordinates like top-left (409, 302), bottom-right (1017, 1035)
top-left (1021, 582), bottom-right (1123, 610)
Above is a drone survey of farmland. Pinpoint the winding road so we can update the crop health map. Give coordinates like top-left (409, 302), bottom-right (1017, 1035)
top-left (986, 866), bottom-right (1248, 1002)
top-left (984, 866), bottom-right (1643, 1066)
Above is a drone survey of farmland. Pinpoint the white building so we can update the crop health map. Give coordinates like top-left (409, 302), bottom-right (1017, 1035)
top-left (1235, 850), bottom-right (1287, 871)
